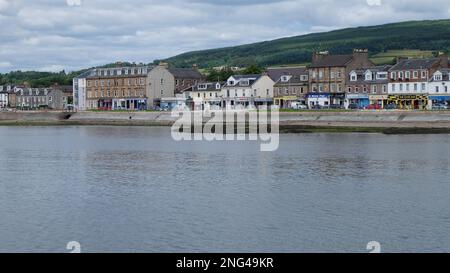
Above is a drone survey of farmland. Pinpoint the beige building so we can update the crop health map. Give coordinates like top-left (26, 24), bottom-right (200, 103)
top-left (86, 65), bottom-right (153, 110)
top-left (268, 67), bottom-right (309, 108)
top-left (148, 64), bottom-right (204, 108)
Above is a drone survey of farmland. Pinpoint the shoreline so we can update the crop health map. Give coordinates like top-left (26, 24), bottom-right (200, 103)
top-left (1, 110), bottom-right (450, 134)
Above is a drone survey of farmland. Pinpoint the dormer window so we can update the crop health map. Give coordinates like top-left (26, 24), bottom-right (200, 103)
top-left (365, 72), bottom-right (372, 81)
top-left (434, 72), bottom-right (443, 81)
top-left (377, 72), bottom-right (387, 80)
top-left (281, 76), bottom-right (290, 82)
top-left (228, 80), bottom-right (235, 86)
top-left (216, 83), bottom-right (221, 90)
top-left (350, 72), bottom-right (357, 82)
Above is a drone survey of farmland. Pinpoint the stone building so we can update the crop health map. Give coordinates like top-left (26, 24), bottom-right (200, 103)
top-left (308, 49), bottom-right (375, 108)
top-left (85, 65), bottom-right (153, 110)
top-left (268, 67), bottom-right (309, 108)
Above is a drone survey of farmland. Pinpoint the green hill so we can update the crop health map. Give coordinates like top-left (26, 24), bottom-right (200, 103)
top-left (164, 19), bottom-right (450, 68)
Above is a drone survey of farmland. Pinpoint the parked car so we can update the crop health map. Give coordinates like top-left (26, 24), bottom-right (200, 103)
top-left (329, 104), bottom-right (344, 110)
top-left (348, 103), bottom-right (359, 110)
top-left (291, 103), bottom-right (308, 110)
top-left (432, 104), bottom-right (448, 110)
top-left (385, 103), bottom-right (398, 110)
top-left (366, 104), bottom-right (382, 110)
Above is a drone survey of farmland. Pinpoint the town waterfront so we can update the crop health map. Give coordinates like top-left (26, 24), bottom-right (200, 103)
top-left (1, 126), bottom-right (450, 253)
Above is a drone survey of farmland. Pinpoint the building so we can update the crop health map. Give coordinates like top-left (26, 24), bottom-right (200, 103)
top-left (267, 67), bottom-right (309, 109)
top-left (85, 65), bottom-right (153, 110)
top-left (181, 82), bottom-right (223, 110)
top-left (15, 88), bottom-right (51, 110)
top-left (73, 70), bottom-right (93, 111)
top-left (308, 49), bottom-right (375, 108)
top-left (428, 69), bottom-right (450, 108)
top-left (388, 54), bottom-right (449, 110)
top-left (147, 63), bottom-right (204, 108)
top-left (48, 86), bottom-right (74, 110)
top-left (346, 66), bottom-right (390, 109)
top-left (221, 74), bottom-right (274, 109)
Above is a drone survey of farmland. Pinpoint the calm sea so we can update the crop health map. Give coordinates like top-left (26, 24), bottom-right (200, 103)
top-left (1, 126), bottom-right (450, 253)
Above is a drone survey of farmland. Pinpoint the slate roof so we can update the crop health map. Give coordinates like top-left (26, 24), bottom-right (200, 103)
top-left (430, 69), bottom-right (450, 82)
top-left (390, 58), bottom-right (441, 71)
top-left (267, 67), bottom-right (308, 82)
top-left (168, 68), bottom-right (203, 79)
top-left (309, 54), bottom-right (353, 68)
top-left (182, 82), bottom-right (223, 92)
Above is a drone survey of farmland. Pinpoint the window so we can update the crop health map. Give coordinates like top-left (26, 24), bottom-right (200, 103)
top-left (414, 84), bottom-right (418, 91)
top-left (382, 85), bottom-right (387, 93)
top-left (436, 86), bottom-right (440, 93)
top-left (365, 72), bottom-right (372, 81)
top-left (405, 71), bottom-right (411, 79)
top-left (421, 83), bottom-right (426, 91)
top-left (372, 85), bottom-right (377, 93)
top-left (421, 71), bottom-right (427, 79)
top-left (434, 74), bottom-right (443, 81)
top-left (319, 70), bottom-right (323, 79)
top-left (445, 86), bottom-right (448, 93)
top-left (160, 79), bottom-right (164, 85)
top-left (413, 71), bottom-right (419, 79)
top-left (350, 73), bottom-right (357, 81)
top-left (391, 72), bottom-right (397, 80)
top-left (399, 72), bottom-right (404, 79)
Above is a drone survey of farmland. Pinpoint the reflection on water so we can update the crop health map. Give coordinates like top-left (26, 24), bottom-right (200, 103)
top-left (1, 126), bottom-right (450, 252)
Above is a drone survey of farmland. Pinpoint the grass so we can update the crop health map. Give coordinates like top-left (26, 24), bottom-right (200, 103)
top-left (370, 49), bottom-right (435, 65)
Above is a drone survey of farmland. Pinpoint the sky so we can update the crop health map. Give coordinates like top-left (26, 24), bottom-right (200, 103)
top-left (0, 0), bottom-right (449, 73)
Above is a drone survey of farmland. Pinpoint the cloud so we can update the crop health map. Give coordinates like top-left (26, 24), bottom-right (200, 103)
top-left (0, 0), bottom-right (449, 73)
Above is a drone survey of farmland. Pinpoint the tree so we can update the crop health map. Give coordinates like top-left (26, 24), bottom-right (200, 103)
top-left (242, 65), bottom-right (263, 75)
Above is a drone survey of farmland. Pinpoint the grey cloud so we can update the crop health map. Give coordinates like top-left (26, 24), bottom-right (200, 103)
top-left (0, 0), bottom-right (449, 72)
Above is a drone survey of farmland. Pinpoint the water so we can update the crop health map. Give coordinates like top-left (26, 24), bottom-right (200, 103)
top-left (0, 126), bottom-right (450, 253)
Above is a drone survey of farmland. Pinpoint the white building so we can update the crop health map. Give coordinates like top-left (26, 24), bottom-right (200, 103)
top-left (73, 70), bottom-right (93, 111)
top-left (387, 56), bottom-right (448, 110)
top-left (181, 82), bottom-right (222, 110)
top-left (221, 74), bottom-right (274, 109)
top-left (0, 91), bottom-right (8, 109)
top-left (428, 69), bottom-right (450, 108)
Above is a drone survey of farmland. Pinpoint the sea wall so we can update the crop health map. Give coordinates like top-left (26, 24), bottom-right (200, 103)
top-left (1, 111), bottom-right (450, 132)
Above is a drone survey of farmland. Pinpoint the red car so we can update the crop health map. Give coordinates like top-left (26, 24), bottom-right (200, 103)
top-left (366, 104), bottom-right (382, 110)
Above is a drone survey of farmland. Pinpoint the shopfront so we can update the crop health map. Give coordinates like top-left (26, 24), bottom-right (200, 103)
top-left (369, 95), bottom-right (389, 108)
top-left (429, 96), bottom-right (450, 107)
top-left (346, 94), bottom-right (370, 109)
top-left (98, 99), bottom-right (112, 110)
top-left (307, 93), bottom-right (330, 108)
top-left (330, 93), bottom-right (346, 107)
top-left (274, 96), bottom-right (298, 109)
top-left (387, 95), bottom-right (429, 110)
top-left (112, 98), bottom-right (147, 110)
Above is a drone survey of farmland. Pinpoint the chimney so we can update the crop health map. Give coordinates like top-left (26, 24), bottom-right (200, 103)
top-left (353, 49), bottom-right (369, 59)
top-left (312, 51), bottom-right (329, 63)
top-left (437, 52), bottom-right (449, 68)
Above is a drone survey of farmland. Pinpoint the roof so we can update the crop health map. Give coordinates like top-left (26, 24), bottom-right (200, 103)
top-left (348, 67), bottom-right (390, 85)
top-left (430, 68), bottom-right (450, 82)
top-left (390, 58), bottom-right (441, 71)
top-left (182, 82), bottom-right (223, 92)
top-left (224, 74), bottom-right (262, 87)
top-left (74, 69), bottom-right (94, 79)
top-left (267, 67), bottom-right (308, 82)
top-left (274, 75), bottom-right (309, 87)
top-left (168, 68), bottom-right (203, 79)
top-left (309, 54), bottom-right (353, 68)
